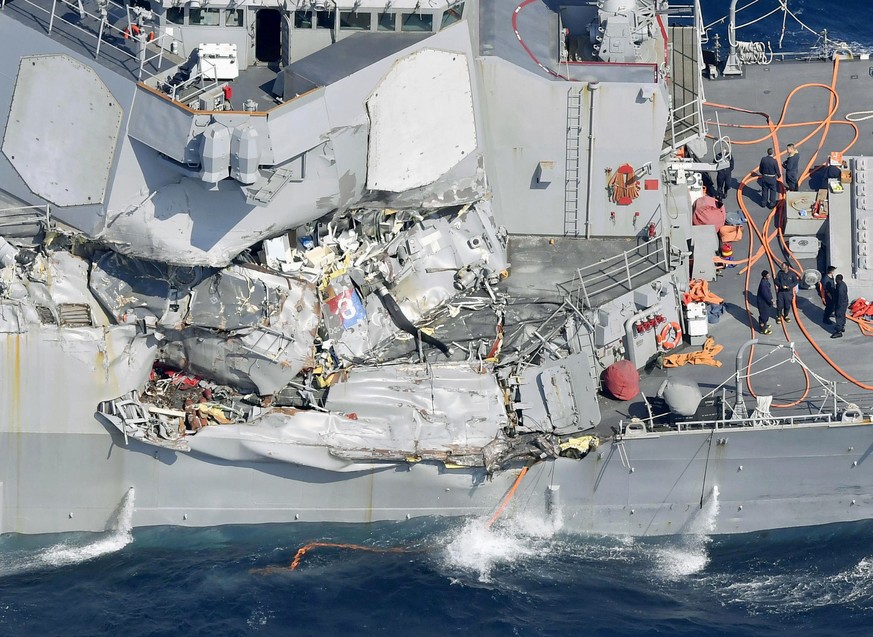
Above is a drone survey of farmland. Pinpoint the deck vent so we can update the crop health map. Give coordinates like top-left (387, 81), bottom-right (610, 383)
top-left (35, 305), bottom-right (57, 325)
top-left (57, 303), bottom-right (93, 327)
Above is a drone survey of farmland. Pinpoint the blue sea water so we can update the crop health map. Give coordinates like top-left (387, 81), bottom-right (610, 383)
top-left (698, 0), bottom-right (873, 56)
top-left (4, 2), bottom-right (873, 636)
top-left (4, 506), bottom-right (873, 636)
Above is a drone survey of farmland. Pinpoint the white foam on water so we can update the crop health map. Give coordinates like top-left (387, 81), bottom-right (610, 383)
top-left (0, 488), bottom-right (135, 576)
top-left (713, 555), bottom-right (873, 612)
top-left (442, 517), bottom-right (540, 583)
top-left (440, 487), bottom-right (572, 582)
top-left (655, 485), bottom-right (720, 580)
top-left (246, 603), bottom-right (274, 628)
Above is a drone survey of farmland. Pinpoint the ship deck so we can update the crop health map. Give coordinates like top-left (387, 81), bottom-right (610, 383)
top-left (0, 0), bottom-right (282, 111)
top-left (600, 57), bottom-right (873, 431)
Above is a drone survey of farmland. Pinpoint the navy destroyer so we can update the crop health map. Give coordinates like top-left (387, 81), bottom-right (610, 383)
top-left (1, 0), bottom-right (873, 537)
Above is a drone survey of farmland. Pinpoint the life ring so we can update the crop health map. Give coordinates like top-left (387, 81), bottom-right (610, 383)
top-left (657, 322), bottom-right (682, 350)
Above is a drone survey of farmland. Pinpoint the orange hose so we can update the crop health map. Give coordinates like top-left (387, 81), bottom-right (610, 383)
top-left (485, 465), bottom-right (529, 528)
top-left (254, 465), bottom-right (532, 573)
top-left (710, 57), bottom-right (873, 394)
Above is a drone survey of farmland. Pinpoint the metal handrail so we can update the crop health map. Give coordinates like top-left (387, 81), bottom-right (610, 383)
top-left (622, 411), bottom-right (845, 435)
top-left (557, 235), bottom-right (670, 309)
top-left (662, 0), bottom-right (706, 152)
top-left (0, 204), bottom-right (51, 227)
top-left (5, 0), bottom-right (181, 82)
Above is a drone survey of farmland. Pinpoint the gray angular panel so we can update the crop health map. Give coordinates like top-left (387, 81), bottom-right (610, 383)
top-left (2, 55), bottom-right (122, 207)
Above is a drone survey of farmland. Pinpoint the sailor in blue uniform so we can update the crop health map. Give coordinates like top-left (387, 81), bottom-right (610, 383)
top-left (822, 265), bottom-right (836, 324)
top-left (832, 274), bottom-right (849, 338)
top-left (715, 152), bottom-right (734, 199)
top-left (782, 143), bottom-right (800, 191)
top-left (774, 262), bottom-right (798, 323)
top-left (756, 270), bottom-right (775, 335)
top-left (758, 147), bottom-right (781, 208)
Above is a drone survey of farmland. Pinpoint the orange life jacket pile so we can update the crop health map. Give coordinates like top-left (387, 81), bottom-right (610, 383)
top-left (662, 336), bottom-right (724, 368)
top-left (682, 279), bottom-right (724, 306)
top-left (849, 298), bottom-right (873, 319)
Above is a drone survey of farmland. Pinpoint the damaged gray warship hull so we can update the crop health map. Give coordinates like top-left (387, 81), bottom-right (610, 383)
top-left (2, 0), bottom-right (873, 537)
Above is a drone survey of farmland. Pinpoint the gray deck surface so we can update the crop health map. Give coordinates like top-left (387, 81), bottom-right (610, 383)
top-left (282, 32), bottom-right (428, 97)
top-left (506, 236), bottom-right (669, 305)
top-left (627, 59), bottom-right (873, 425)
top-left (1, 0), bottom-right (282, 111)
top-left (590, 58), bottom-right (873, 432)
top-left (1, 0), bottom-right (180, 79)
top-left (479, 0), bottom-right (560, 79)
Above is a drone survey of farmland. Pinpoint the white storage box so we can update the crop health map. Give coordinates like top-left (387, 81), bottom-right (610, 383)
top-left (685, 302), bottom-right (709, 337)
top-left (198, 43), bottom-right (239, 80)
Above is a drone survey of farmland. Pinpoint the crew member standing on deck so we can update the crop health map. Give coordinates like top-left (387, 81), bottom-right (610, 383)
top-left (716, 151), bottom-right (734, 199)
top-left (759, 148), bottom-right (781, 208)
top-left (757, 270), bottom-right (775, 335)
top-left (774, 262), bottom-right (798, 323)
top-left (822, 265), bottom-right (837, 325)
top-left (783, 143), bottom-right (800, 191)
top-left (832, 274), bottom-right (849, 338)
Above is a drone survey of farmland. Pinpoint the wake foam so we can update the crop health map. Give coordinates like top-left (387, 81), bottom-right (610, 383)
top-left (441, 487), bottom-right (724, 583)
top-left (655, 486), bottom-right (720, 580)
top-left (714, 556), bottom-right (873, 612)
top-left (442, 511), bottom-right (563, 583)
top-left (0, 488), bottom-right (135, 576)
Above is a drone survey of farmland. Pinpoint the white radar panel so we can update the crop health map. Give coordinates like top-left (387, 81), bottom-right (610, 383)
top-left (2, 55), bottom-right (122, 207)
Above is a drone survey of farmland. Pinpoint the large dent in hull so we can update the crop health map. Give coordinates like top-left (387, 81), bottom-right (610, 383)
top-left (98, 143), bottom-right (344, 267)
top-left (89, 253), bottom-right (319, 394)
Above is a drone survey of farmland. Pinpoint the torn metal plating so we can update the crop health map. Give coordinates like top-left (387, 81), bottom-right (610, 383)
top-left (0, 193), bottom-right (602, 474)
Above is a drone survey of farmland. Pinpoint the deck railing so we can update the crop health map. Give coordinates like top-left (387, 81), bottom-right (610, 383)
top-left (621, 411), bottom-right (848, 435)
top-left (663, 0), bottom-right (706, 153)
top-left (1, 0), bottom-right (179, 81)
top-left (557, 235), bottom-right (670, 310)
top-left (0, 204), bottom-right (52, 229)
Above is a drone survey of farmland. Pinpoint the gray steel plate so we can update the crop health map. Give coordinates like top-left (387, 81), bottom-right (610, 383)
top-left (2, 55), bottom-right (122, 207)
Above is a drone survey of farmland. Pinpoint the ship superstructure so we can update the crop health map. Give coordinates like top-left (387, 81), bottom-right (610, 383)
top-left (1, 0), bottom-right (873, 537)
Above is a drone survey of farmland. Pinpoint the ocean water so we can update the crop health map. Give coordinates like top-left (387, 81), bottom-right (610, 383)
top-left (698, 0), bottom-right (873, 56)
top-left (4, 2), bottom-right (873, 636)
top-left (4, 490), bottom-right (873, 636)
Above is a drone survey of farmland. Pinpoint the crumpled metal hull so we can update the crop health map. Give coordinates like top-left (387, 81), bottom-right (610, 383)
top-left (3, 419), bottom-right (873, 536)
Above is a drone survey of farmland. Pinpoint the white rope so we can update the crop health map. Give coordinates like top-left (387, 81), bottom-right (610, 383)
top-left (735, 5), bottom-right (782, 29)
top-left (847, 111), bottom-right (873, 123)
top-left (700, 345), bottom-right (789, 399)
top-left (712, 0), bottom-right (861, 62)
top-left (778, 0), bottom-right (787, 49)
top-left (776, 0), bottom-right (821, 39)
top-left (703, 0), bottom-right (762, 31)
top-left (734, 40), bottom-right (773, 65)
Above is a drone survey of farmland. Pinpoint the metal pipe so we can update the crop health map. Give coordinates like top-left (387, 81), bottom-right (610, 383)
top-left (722, 0), bottom-right (744, 76)
top-left (584, 82), bottom-right (599, 239)
top-left (728, 0), bottom-right (738, 48)
top-left (734, 338), bottom-right (758, 416)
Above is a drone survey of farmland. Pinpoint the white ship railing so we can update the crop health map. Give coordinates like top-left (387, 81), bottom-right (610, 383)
top-left (663, 0), bottom-right (706, 153)
top-left (1, 0), bottom-right (181, 81)
top-left (620, 411), bottom-right (852, 435)
top-left (0, 204), bottom-right (51, 229)
top-left (557, 235), bottom-right (671, 310)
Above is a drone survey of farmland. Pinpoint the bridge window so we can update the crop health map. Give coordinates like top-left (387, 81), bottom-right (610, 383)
top-left (225, 9), bottom-right (244, 26)
top-left (316, 10), bottom-right (335, 29)
top-left (189, 8), bottom-right (220, 26)
top-left (340, 11), bottom-right (371, 30)
top-left (401, 12), bottom-right (432, 31)
top-left (441, 2), bottom-right (463, 29)
top-left (377, 12), bottom-right (395, 31)
top-left (294, 10), bottom-right (312, 28)
top-left (167, 7), bottom-right (184, 24)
